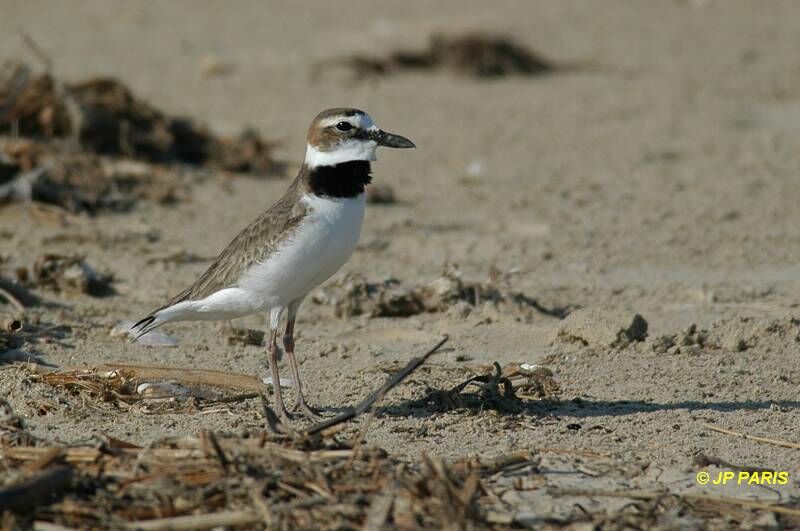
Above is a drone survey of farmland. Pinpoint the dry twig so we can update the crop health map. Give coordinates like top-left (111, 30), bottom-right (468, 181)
top-left (0, 285), bottom-right (25, 314)
top-left (301, 335), bottom-right (449, 436)
top-left (704, 424), bottom-right (800, 450)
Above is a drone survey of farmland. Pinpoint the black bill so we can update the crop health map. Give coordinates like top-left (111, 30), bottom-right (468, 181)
top-left (372, 129), bottom-right (416, 149)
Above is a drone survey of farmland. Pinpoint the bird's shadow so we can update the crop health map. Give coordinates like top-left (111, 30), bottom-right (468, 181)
top-left (363, 361), bottom-right (800, 420)
top-left (377, 396), bottom-right (800, 420)
top-left (307, 354), bottom-right (798, 427)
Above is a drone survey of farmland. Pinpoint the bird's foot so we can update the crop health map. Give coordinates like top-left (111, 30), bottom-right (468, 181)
top-left (275, 404), bottom-right (295, 424)
top-left (261, 399), bottom-right (295, 434)
top-left (294, 401), bottom-right (324, 422)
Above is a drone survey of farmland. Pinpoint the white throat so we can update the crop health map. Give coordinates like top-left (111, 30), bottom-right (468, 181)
top-left (305, 140), bottom-right (378, 168)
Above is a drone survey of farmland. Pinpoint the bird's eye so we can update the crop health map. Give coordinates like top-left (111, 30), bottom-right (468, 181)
top-left (335, 121), bottom-right (353, 132)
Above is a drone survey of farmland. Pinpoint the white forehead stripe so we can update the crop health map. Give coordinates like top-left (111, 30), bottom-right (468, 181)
top-left (320, 112), bottom-right (379, 131)
top-left (305, 140), bottom-right (378, 167)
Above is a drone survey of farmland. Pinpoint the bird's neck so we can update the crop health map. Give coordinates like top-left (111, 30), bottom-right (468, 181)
top-left (302, 161), bottom-right (372, 198)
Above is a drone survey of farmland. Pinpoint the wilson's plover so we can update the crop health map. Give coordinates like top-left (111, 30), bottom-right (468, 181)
top-left (131, 108), bottom-right (414, 421)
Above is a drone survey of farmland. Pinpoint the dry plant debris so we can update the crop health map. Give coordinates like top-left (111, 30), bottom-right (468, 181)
top-left (33, 369), bottom-right (140, 405)
top-left (23, 361), bottom-right (267, 396)
top-left (410, 362), bottom-right (524, 414)
top-left (3, 346), bottom-right (798, 529)
top-left (13, 253), bottom-right (114, 296)
top-left (0, 61), bottom-right (282, 214)
top-left (226, 327), bottom-right (266, 347)
top-left (404, 362), bottom-right (560, 416)
top-left (312, 264), bottom-right (568, 321)
top-left (0, 399), bottom-right (38, 448)
top-left (0, 138), bottom-right (186, 212)
top-left (316, 31), bottom-right (554, 80)
top-left (504, 363), bottom-right (561, 400)
top-left (21, 367), bottom-right (240, 413)
top-left (2, 385), bottom-right (795, 529)
top-left (651, 316), bottom-right (800, 355)
top-left (312, 275), bottom-right (423, 318)
top-left (0, 423), bottom-right (488, 530)
top-left (0, 62), bottom-right (278, 172)
top-left (0, 338), bottom-right (502, 530)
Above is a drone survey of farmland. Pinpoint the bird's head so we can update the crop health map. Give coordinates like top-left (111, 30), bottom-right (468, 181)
top-left (304, 108), bottom-right (415, 168)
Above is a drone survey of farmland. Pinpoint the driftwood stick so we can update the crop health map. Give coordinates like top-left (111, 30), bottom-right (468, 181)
top-left (120, 510), bottom-right (261, 531)
top-left (450, 450), bottom-right (532, 475)
top-left (25, 447), bottom-right (64, 472)
top-left (32, 522), bottom-right (79, 531)
top-left (59, 363), bottom-right (266, 393)
top-left (303, 335), bottom-right (449, 436)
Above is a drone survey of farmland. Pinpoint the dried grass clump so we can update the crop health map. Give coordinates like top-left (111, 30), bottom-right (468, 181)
top-left (0, 138), bottom-right (187, 212)
top-left (0, 62), bottom-right (278, 173)
top-left (403, 362), bottom-right (560, 416)
top-left (313, 264), bottom-right (569, 320)
top-left (0, 60), bottom-right (282, 214)
top-left (317, 31), bottom-right (555, 80)
top-left (26, 253), bottom-right (114, 296)
top-left (0, 429), bottom-right (491, 529)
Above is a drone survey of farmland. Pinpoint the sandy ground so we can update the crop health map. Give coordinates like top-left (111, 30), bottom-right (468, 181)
top-left (2, 0), bottom-right (800, 527)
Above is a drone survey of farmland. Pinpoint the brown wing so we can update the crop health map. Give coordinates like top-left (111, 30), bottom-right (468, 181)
top-left (158, 178), bottom-right (307, 309)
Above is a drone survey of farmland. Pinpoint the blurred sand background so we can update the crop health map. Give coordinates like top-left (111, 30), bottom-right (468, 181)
top-left (2, 0), bottom-right (800, 525)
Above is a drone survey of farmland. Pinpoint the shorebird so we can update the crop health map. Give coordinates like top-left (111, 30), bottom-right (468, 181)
top-left (131, 108), bottom-right (414, 421)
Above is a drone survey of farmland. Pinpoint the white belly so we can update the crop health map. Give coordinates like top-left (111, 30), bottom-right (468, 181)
top-left (238, 193), bottom-right (366, 309)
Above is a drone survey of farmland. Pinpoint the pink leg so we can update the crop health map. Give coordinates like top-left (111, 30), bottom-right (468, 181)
top-left (267, 329), bottom-right (292, 422)
top-left (283, 318), bottom-right (322, 420)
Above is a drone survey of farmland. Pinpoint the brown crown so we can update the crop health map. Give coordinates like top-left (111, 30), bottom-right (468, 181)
top-left (306, 108), bottom-right (366, 150)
